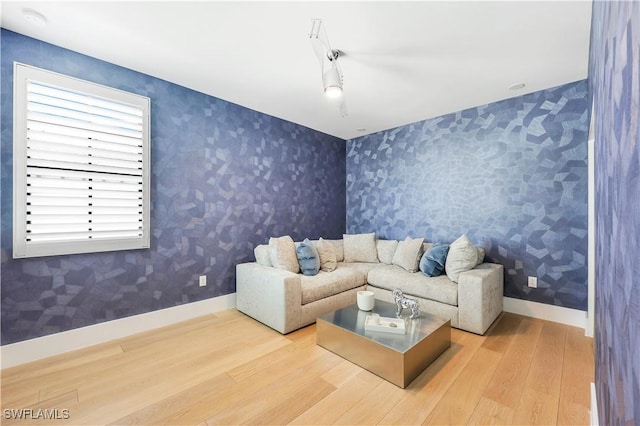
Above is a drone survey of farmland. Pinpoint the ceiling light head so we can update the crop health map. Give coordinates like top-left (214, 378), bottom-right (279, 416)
top-left (22, 8), bottom-right (48, 27)
top-left (323, 66), bottom-right (343, 98)
top-left (508, 82), bottom-right (526, 91)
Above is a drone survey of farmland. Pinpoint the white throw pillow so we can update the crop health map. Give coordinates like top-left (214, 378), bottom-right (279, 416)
top-left (445, 234), bottom-right (478, 283)
top-left (268, 235), bottom-right (299, 273)
top-left (392, 236), bottom-right (424, 272)
top-left (254, 244), bottom-right (272, 267)
top-left (315, 238), bottom-right (337, 272)
top-left (343, 233), bottom-right (378, 263)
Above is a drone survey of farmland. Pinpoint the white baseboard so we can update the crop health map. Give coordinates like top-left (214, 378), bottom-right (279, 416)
top-left (1, 293), bottom-right (236, 369)
top-left (591, 382), bottom-right (599, 425)
top-left (1, 294), bottom-right (586, 368)
top-left (585, 314), bottom-right (595, 338)
top-left (503, 297), bottom-right (587, 329)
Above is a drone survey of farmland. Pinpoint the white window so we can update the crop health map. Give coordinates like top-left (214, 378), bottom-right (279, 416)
top-left (13, 63), bottom-right (150, 258)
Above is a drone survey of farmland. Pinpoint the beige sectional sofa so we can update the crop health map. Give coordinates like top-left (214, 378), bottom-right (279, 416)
top-left (236, 237), bottom-right (504, 335)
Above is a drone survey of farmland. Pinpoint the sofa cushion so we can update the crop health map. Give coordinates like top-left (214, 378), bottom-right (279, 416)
top-left (327, 239), bottom-right (344, 262)
top-left (337, 261), bottom-right (381, 276)
top-left (254, 244), bottom-right (272, 267)
top-left (445, 234), bottom-right (478, 283)
top-left (392, 236), bottom-right (424, 272)
top-left (269, 235), bottom-right (299, 273)
top-left (296, 238), bottom-right (320, 276)
top-left (476, 247), bottom-right (485, 265)
top-left (300, 264), bottom-right (367, 305)
top-left (315, 237), bottom-right (337, 272)
top-left (419, 243), bottom-right (450, 277)
top-left (376, 239), bottom-right (399, 265)
top-left (343, 233), bottom-right (378, 263)
top-left (367, 264), bottom-right (458, 306)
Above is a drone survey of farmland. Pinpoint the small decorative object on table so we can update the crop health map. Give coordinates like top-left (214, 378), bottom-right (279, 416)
top-left (356, 290), bottom-right (375, 311)
top-left (364, 313), bottom-right (406, 334)
top-left (392, 288), bottom-right (420, 319)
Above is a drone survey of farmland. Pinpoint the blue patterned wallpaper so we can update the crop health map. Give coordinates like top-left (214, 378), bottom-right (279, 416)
top-left (590, 2), bottom-right (640, 424)
top-left (0, 30), bottom-right (346, 345)
top-left (346, 81), bottom-right (589, 310)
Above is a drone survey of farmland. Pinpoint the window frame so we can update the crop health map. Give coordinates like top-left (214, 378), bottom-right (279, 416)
top-left (13, 63), bottom-right (151, 258)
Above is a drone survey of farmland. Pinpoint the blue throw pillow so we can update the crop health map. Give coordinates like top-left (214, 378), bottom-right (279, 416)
top-left (419, 244), bottom-right (450, 277)
top-left (296, 238), bottom-right (320, 276)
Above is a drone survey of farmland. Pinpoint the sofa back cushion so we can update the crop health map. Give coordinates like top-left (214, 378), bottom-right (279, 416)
top-left (376, 239), bottom-right (399, 265)
top-left (326, 239), bottom-right (344, 262)
top-left (392, 236), bottom-right (425, 272)
top-left (269, 235), bottom-right (300, 273)
top-left (343, 233), bottom-right (379, 263)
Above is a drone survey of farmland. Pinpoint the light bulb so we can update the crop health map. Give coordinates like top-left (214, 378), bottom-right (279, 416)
top-left (323, 66), bottom-right (343, 98)
top-left (325, 86), bottom-right (343, 98)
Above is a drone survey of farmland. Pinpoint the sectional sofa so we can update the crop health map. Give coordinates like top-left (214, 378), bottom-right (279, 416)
top-left (236, 234), bottom-right (504, 335)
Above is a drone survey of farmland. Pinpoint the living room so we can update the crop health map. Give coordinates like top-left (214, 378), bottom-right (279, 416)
top-left (1, 1), bottom-right (638, 425)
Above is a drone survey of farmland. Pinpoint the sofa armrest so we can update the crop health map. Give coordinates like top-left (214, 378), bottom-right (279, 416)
top-left (457, 263), bottom-right (504, 334)
top-left (236, 262), bottom-right (302, 334)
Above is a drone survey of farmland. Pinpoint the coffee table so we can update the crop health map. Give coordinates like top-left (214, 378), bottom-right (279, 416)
top-left (316, 300), bottom-right (450, 388)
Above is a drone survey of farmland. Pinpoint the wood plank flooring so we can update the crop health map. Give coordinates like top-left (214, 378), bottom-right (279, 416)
top-left (1, 309), bottom-right (594, 425)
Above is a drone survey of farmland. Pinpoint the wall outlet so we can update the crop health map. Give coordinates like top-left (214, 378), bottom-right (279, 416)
top-left (199, 275), bottom-right (207, 287)
top-left (528, 276), bottom-right (538, 288)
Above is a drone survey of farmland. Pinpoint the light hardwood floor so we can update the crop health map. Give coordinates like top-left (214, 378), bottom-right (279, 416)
top-left (1, 309), bottom-right (594, 425)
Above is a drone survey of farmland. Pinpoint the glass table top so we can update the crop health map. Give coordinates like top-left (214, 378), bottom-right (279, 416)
top-left (317, 300), bottom-right (449, 353)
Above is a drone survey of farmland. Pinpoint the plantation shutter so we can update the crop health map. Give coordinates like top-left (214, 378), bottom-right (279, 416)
top-left (13, 63), bottom-right (150, 258)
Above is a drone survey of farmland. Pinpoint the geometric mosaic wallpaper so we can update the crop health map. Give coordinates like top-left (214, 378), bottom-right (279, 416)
top-left (1, 30), bottom-right (346, 345)
top-left (347, 80), bottom-right (590, 311)
top-left (590, 2), bottom-right (640, 424)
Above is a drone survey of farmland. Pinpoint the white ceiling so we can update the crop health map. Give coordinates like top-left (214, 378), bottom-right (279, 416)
top-left (1, 1), bottom-right (593, 140)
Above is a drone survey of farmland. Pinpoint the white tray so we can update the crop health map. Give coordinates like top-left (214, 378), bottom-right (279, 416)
top-left (364, 315), bottom-right (406, 335)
